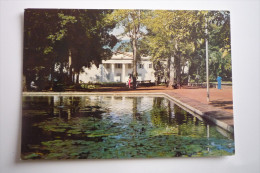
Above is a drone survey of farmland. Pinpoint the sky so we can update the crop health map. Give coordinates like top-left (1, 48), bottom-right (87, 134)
top-left (111, 25), bottom-right (148, 40)
top-left (111, 27), bottom-right (130, 40)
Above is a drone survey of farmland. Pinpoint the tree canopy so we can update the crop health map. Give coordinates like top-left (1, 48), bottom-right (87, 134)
top-left (23, 9), bottom-right (117, 91)
top-left (139, 10), bottom-right (231, 86)
top-left (106, 10), bottom-right (148, 89)
top-left (23, 9), bottom-right (231, 91)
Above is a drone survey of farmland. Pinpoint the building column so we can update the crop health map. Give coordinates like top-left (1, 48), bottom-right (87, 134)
top-left (122, 63), bottom-right (126, 83)
top-left (110, 63), bottom-right (115, 82)
top-left (100, 64), bottom-right (103, 82)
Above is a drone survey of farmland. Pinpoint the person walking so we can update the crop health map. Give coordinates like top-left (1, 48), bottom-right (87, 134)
top-left (217, 76), bottom-right (222, 89)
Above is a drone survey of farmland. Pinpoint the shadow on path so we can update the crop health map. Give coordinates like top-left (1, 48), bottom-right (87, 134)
top-left (210, 101), bottom-right (233, 110)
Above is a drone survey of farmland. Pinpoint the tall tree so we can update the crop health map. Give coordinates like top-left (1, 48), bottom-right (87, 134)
top-left (108, 10), bottom-right (147, 89)
top-left (143, 10), bottom-right (202, 87)
top-left (24, 9), bottom-right (60, 90)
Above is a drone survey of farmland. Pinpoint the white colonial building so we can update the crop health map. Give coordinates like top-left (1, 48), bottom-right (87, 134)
top-left (79, 52), bottom-right (157, 83)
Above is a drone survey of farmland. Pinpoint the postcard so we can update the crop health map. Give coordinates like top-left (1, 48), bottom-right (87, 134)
top-left (22, 9), bottom-right (234, 159)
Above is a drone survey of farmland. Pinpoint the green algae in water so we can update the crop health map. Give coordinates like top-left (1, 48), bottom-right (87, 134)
top-left (21, 96), bottom-right (234, 159)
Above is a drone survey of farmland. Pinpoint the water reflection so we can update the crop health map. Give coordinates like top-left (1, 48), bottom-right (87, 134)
top-left (21, 96), bottom-right (235, 159)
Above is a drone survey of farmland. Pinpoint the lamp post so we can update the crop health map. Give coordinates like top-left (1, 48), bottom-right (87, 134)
top-left (205, 17), bottom-right (210, 102)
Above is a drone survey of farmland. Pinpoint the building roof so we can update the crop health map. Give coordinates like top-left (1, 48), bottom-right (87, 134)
top-left (111, 52), bottom-right (133, 60)
top-left (102, 51), bottom-right (154, 64)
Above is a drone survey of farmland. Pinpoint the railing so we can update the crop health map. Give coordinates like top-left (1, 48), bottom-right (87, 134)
top-left (188, 82), bottom-right (232, 88)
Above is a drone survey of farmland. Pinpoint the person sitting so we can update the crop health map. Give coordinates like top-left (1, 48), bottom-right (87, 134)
top-left (30, 81), bottom-right (37, 91)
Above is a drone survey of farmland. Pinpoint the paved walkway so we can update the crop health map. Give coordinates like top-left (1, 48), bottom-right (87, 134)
top-left (162, 87), bottom-right (234, 133)
top-left (23, 85), bottom-right (234, 132)
top-left (168, 87), bottom-right (233, 113)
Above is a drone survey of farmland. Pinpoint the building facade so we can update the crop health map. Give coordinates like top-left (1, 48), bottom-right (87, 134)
top-left (79, 52), bottom-right (157, 83)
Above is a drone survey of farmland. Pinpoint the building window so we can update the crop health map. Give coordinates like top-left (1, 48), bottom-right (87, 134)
top-left (116, 73), bottom-right (121, 76)
top-left (149, 64), bottom-right (152, 68)
top-left (128, 64), bottom-right (132, 68)
top-left (139, 63), bottom-right (144, 69)
top-left (105, 64), bottom-right (110, 69)
top-left (115, 64), bottom-right (122, 69)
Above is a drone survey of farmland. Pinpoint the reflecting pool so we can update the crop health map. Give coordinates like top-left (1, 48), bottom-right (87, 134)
top-left (21, 95), bottom-right (234, 159)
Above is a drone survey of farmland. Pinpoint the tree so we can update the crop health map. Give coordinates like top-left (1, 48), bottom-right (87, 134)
top-left (142, 10), bottom-right (202, 87)
top-left (24, 9), bottom-right (60, 90)
top-left (23, 9), bottom-right (117, 91)
top-left (46, 10), bottom-right (117, 85)
top-left (142, 10), bottom-right (231, 87)
top-left (107, 10), bottom-right (147, 89)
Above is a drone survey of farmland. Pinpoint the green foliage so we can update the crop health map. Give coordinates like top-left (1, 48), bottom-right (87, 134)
top-left (141, 10), bottom-right (232, 85)
top-left (23, 9), bottom-right (118, 90)
top-left (22, 136), bottom-right (234, 159)
top-left (43, 46), bottom-right (53, 54)
top-left (22, 153), bottom-right (40, 160)
top-left (107, 10), bottom-right (149, 88)
top-left (23, 9), bottom-right (232, 90)
top-left (100, 82), bottom-right (126, 87)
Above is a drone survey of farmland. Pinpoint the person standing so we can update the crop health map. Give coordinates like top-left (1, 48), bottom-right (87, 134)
top-left (195, 74), bottom-right (200, 84)
top-left (217, 76), bottom-right (222, 89)
top-left (128, 76), bottom-right (131, 89)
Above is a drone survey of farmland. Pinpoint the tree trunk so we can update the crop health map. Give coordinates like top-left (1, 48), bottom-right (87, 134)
top-left (69, 67), bottom-right (73, 84)
top-left (155, 80), bottom-right (158, 86)
top-left (23, 75), bottom-right (27, 91)
top-left (76, 73), bottom-right (79, 84)
top-left (50, 63), bottom-right (55, 88)
top-left (68, 49), bottom-right (73, 84)
top-left (59, 62), bottom-right (63, 74)
top-left (175, 54), bottom-right (181, 88)
top-left (168, 56), bottom-right (175, 88)
top-left (132, 32), bottom-right (137, 90)
top-left (72, 72), bottom-right (75, 84)
top-left (59, 62), bottom-right (64, 84)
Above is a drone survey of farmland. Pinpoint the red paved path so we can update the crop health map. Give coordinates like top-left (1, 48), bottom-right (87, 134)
top-left (168, 87), bottom-right (233, 114)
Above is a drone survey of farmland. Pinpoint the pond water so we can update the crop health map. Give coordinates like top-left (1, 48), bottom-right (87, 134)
top-left (21, 95), bottom-right (234, 159)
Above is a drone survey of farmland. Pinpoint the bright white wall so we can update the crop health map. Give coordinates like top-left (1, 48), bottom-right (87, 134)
top-left (79, 65), bottom-right (101, 83)
top-left (80, 61), bottom-right (155, 83)
top-left (0, 0), bottom-right (260, 173)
